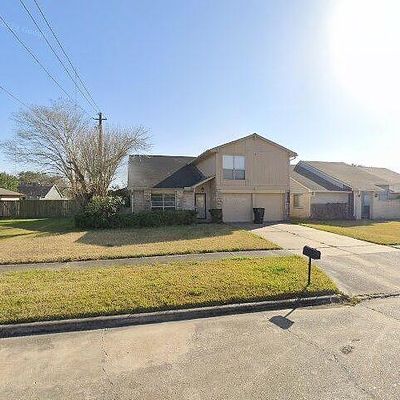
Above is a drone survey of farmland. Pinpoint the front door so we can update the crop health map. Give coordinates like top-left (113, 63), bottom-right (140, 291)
top-left (361, 192), bottom-right (371, 219)
top-left (195, 193), bottom-right (206, 219)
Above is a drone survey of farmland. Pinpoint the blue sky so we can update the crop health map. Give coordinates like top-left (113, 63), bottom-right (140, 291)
top-left (1, 0), bottom-right (399, 185)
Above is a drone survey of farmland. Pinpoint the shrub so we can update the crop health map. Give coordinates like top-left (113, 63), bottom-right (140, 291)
top-left (108, 187), bottom-right (130, 207)
top-left (75, 198), bottom-right (197, 229)
top-left (120, 210), bottom-right (197, 228)
top-left (75, 196), bottom-right (124, 229)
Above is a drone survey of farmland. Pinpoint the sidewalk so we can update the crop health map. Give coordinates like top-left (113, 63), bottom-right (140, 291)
top-left (0, 249), bottom-right (291, 272)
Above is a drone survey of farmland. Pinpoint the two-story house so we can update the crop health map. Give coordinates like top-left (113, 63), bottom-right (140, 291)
top-left (128, 133), bottom-right (297, 222)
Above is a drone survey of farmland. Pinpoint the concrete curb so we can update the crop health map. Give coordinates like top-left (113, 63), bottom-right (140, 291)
top-left (0, 294), bottom-right (343, 338)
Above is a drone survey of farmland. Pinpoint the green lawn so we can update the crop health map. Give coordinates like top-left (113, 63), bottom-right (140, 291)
top-left (302, 220), bottom-right (400, 245)
top-left (0, 218), bottom-right (278, 264)
top-left (0, 256), bottom-right (338, 324)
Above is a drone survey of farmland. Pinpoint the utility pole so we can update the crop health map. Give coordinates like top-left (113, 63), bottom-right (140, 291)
top-left (93, 112), bottom-right (107, 194)
top-left (93, 111), bottom-right (107, 138)
top-left (93, 111), bottom-right (107, 154)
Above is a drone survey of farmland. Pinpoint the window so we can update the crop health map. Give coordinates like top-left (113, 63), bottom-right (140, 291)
top-left (151, 193), bottom-right (176, 210)
top-left (378, 191), bottom-right (389, 201)
top-left (223, 155), bottom-right (245, 180)
top-left (293, 194), bottom-right (302, 208)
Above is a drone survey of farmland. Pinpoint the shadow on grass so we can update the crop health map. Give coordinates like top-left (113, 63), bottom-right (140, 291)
top-left (75, 223), bottom-right (241, 247)
top-left (0, 218), bottom-right (76, 239)
top-left (0, 217), bottom-right (245, 247)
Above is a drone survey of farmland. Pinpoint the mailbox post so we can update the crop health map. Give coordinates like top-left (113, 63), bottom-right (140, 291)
top-left (302, 246), bottom-right (321, 285)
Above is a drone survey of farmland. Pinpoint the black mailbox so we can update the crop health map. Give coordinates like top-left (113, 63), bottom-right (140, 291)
top-left (303, 246), bottom-right (321, 285)
top-left (303, 246), bottom-right (321, 260)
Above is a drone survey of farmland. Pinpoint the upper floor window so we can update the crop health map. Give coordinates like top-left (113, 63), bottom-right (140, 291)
top-left (151, 193), bottom-right (176, 210)
top-left (223, 155), bottom-right (245, 180)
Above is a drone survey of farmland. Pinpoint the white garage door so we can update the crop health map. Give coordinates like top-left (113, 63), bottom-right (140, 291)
top-left (254, 193), bottom-right (284, 221)
top-left (222, 194), bottom-right (252, 222)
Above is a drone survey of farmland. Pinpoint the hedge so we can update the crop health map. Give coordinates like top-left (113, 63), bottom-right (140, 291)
top-left (75, 209), bottom-right (197, 229)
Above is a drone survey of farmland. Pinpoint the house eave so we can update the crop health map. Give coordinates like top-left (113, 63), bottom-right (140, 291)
top-left (189, 176), bottom-right (215, 189)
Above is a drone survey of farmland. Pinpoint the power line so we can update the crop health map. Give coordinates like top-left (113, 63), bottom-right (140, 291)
top-left (0, 84), bottom-right (30, 109)
top-left (0, 13), bottom-right (73, 101)
top-left (32, 0), bottom-right (101, 112)
top-left (18, 0), bottom-right (98, 113)
top-left (0, 84), bottom-right (88, 129)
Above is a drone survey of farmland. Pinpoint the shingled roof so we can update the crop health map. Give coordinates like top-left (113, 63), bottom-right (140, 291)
top-left (358, 166), bottom-right (400, 192)
top-left (128, 155), bottom-right (206, 189)
top-left (0, 187), bottom-right (24, 197)
top-left (17, 183), bottom-right (55, 199)
top-left (290, 165), bottom-right (349, 192)
top-left (301, 161), bottom-right (388, 191)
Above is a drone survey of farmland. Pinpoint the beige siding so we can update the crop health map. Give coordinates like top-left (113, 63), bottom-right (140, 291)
top-left (372, 198), bottom-right (400, 219)
top-left (222, 193), bottom-right (252, 222)
top-left (289, 177), bottom-right (311, 218)
top-left (311, 192), bottom-right (349, 204)
top-left (216, 135), bottom-right (291, 192)
top-left (43, 186), bottom-right (63, 200)
top-left (290, 193), bottom-right (311, 218)
top-left (195, 154), bottom-right (216, 177)
top-left (290, 178), bottom-right (308, 194)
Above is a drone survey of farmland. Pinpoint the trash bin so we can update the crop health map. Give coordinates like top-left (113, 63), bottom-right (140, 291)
top-left (253, 208), bottom-right (265, 224)
top-left (209, 209), bottom-right (223, 223)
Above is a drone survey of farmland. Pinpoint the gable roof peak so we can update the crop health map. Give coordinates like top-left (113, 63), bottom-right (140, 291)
top-left (194, 132), bottom-right (297, 163)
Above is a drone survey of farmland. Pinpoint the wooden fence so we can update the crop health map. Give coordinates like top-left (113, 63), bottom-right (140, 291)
top-left (0, 200), bottom-right (80, 218)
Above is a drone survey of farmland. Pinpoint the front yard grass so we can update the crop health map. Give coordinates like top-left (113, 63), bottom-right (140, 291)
top-left (0, 256), bottom-right (338, 324)
top-left (301, 220), bottom-right (400, 245)
top-left (0, 218), bottom-right (278, 264)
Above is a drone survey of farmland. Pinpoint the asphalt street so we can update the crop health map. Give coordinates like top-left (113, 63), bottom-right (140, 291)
top-left (1, 297), bottom-right (399, 400)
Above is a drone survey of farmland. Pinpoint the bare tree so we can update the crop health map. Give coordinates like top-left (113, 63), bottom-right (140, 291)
top-left (3, 100), bottom-right (149, 204)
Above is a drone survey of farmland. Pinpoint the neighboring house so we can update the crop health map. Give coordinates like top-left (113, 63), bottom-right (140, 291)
top-left (290, 166), bottom-right (352, 219)
top-left (291, 161), bottom-right (400, 220)
top-left (358, 166), bottom-right (400, 193)
top-left (0, 188), bottom-right (24, 201)
top-left (18, 183), bottom-right (63, 200)
top-left (128, 133), bottom-right (297, 222)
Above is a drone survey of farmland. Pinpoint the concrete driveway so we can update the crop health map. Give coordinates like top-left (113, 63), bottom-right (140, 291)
top-left (250, 223), bottom-right (400, 296)
top-left (2, 297), bottom-right (400, 399)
